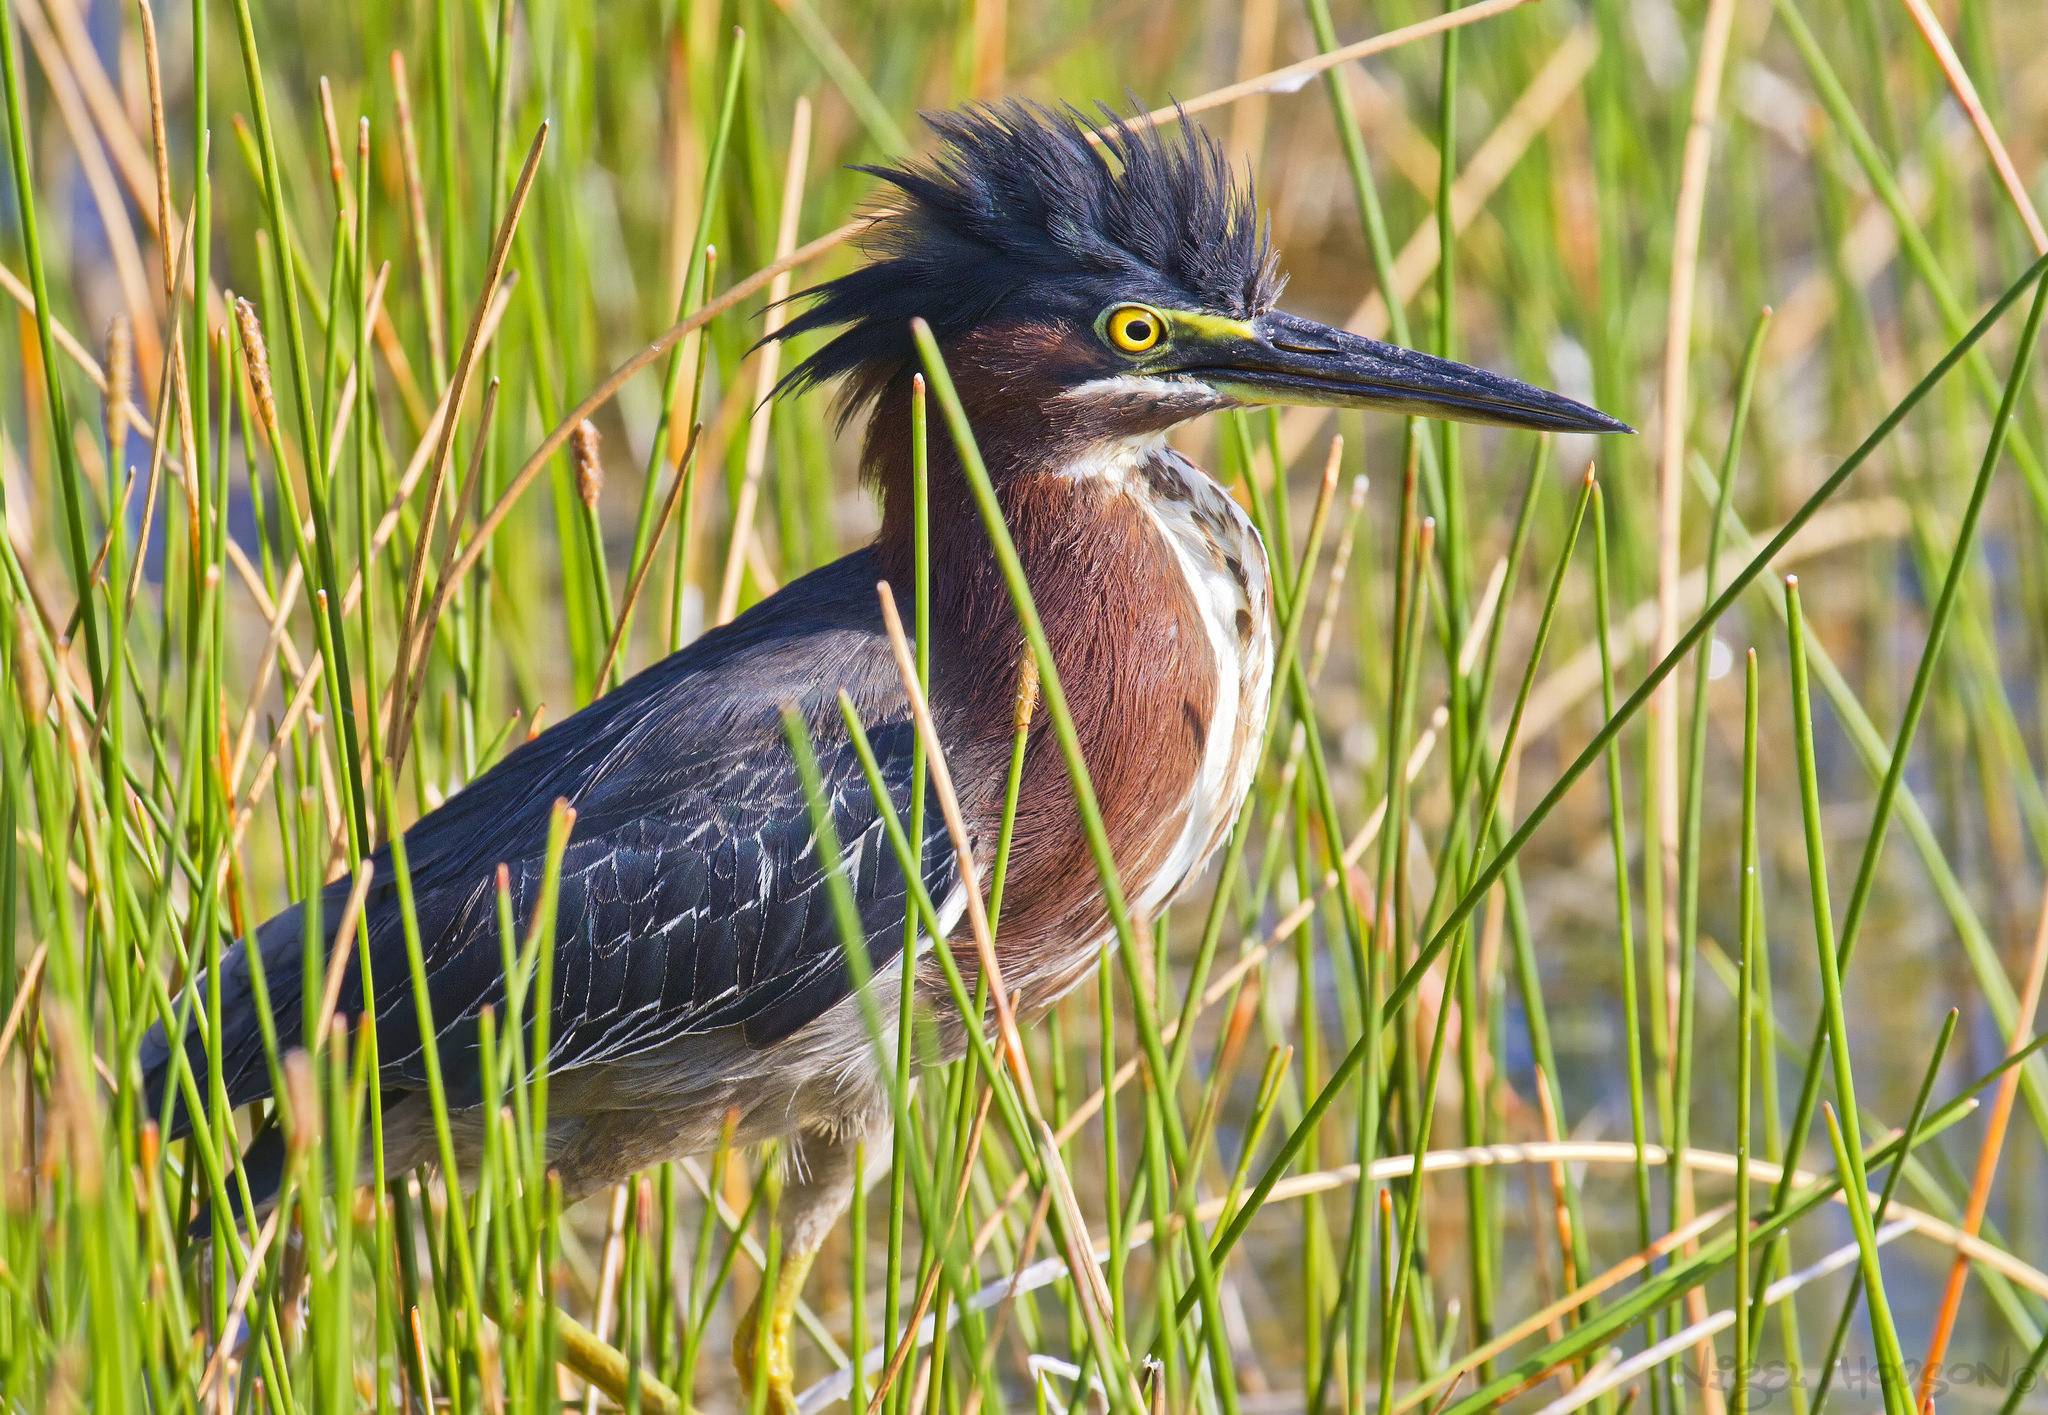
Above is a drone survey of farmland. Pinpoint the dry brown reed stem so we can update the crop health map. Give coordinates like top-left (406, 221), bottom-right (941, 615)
top-left (33, 0), bottom-right (152, 219)
top-left (1533, 1348), bottom-right (1627, 1415)
top-left (1762, 135), bottom-right (1964, 366)
top-left (135, 0), bottom-right (173, 286)
top-left (1226, 0), bottom-right (1281, 159)
top-left (985, 1135), bottom-right (2043, 1415)
top-left (1359, 23), bottom-right (1597, 333)
top-left (1417, 1195), bottom-right (1736, 1408)
top-left (1308, 474), bottom-right (1370, 683)
top-left (0, 944), bottom-right (46, 1062)
top-left (454, 0), bottom-right (1533, 626)
top-left (1895, 0), bottom-right (2046, 254)
top-left (320, 263), bottom-right (390, 471)
top-left (956, 1182), bottom-right (1056, 1415)
top-left (970, 703), bottom-right (1450, 1263)
top-left (194, 1201), bottom-right (285, 1400)
top-left (53, 652), bottom-right (115, 944)
top-left (1279, 25), bottom-right (1598, 464)
top-left (12, 0), bottom-right (161, 383)
top-left (230, 635), bottom-right (332, 856)
top-left (1531, 1065), bottom-right (1578, 1296)
top-left (417, 214), bottom-right (848, 686)
top-left (1652, 0), bottom-right (1740, 1099)
top-left (0, 261), bottom-right (152, 437)
top-left (868, 1086), bottom-right (996, 1415)
top-left (133, 0), bottom-right (196, 601)
top-left (407, 1306), bottom-right (433, 1410)
top-left (873, 581), bottom-right (1031, 1103)
top-left (968, 0), bottom-right (1005, 96)
top-left (389, 51), bottom-right (446, 379)
top-left (1916, 876), bottom-right (2048, 1403)
top-left (352, 280), bottom-right (517, 618)
top-left (6, 831), bottom-right (94, 902)
top-left (75, 467), bottom-right (137, 636)
top-left (873, 578), bottom-right (1123, 1354)
top-left (595, 424), bottom-right (703, 689)
top-left (852, 1157), bottom-right (1743, 1415)
top-left (1518, 1161), bottom-right (1569, 1353)
top-left (222, 270), bottom-right (507, 796)
top-left (1510, 495), bottom-right (1910, 752)
top-left (1537, 1207), bottom-right (2020, 1415)
top-left (51, 0), bottom-right (240, 336)
top-left (581, 1181), bottom-right (634, 1415)
top-left (715, 97), bottom-right (812, 627)
top-left (310, 862), bottom-right (377, 1049)
top-left (316, 78), bottom-right (349, 218)
top-left (388, 122), bottom-right (549, 768)
top-left (388, 377), bottom-right (502, 760)
top-left (1138, 0), bottom-right (1534, 128)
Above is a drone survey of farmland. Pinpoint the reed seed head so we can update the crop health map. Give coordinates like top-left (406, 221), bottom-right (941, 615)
top-left (12, 606), bottom-right (48, 720)
top-left (104, 315), bottom-right (131, 471)
top-left (281, 1049), bottom-right (319, 1157)
top-left (233, 296), bottom-right (282, 443)
top-left (572, 418), bottom-right (604, 510)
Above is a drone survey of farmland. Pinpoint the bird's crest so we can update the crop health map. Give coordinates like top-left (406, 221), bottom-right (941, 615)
top-left (771, 102), bottom-right (1282, 420)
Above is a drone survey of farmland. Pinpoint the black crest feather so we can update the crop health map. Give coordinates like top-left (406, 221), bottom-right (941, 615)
top-left (771, 102), bottom-right (1281, 419)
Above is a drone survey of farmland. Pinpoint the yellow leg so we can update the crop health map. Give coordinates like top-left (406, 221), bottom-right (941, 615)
top-left (733, 1242), bottom-right (817, 1415)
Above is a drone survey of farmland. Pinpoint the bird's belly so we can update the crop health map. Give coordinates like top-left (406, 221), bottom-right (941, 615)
top-left (1126, 450), bottom-right (1274, 915)
top-left (472, 955), bottom-right (912, 1199)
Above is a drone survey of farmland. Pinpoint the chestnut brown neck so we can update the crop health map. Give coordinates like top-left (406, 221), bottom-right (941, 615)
top-left (855, 342), bottom-right (1222, 1013)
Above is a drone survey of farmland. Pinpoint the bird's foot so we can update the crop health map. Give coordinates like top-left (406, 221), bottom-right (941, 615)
top-left (733, 1245), bottom-right (816, 1415)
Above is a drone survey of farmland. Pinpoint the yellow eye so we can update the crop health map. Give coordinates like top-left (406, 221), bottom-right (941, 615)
top-left (1105, 304), bottom-right (1164, 353)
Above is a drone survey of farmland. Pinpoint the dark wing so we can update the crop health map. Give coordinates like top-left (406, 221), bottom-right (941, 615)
top-left (141, 549), bottom-right (955, 1128)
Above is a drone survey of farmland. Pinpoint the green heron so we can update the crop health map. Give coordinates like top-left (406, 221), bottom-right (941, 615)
top-left (143, 102), bottom-right (1626, 1409)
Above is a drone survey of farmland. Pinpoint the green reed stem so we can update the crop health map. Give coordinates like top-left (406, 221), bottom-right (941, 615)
top-left (1387, 246), bottom-right (2048, 1020)
top-left (1808, 1008), bottom-right (1956, 1415)
top-left (1766, 240), bottom-right (2048, 1224)
top-left (1786, 575), bottom-right (1908, 1415)
top-left (1732, 646), bottom-right (1758, 1391)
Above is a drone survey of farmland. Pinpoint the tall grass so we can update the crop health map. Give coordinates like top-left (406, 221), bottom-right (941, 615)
top-left (0, 0), bottom-right (2045, 1411)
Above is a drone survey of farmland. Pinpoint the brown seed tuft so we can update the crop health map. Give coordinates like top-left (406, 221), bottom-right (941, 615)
top-left (12, 606), bottom-right (48, 720)
top-left (1012, 652), bottom-right (1041, 732)
top-left (233, 297), bottom-right (282, 446)
top-left (572, 418), bottom-right (604, 510)
top-left (281, 1048), bottom-right (320, 1157)
top-left (104, 315), bottom-right (132, 475)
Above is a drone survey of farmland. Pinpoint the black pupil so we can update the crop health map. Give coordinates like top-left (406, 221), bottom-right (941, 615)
top-left (1126, 318), bottom-right (1151, 342)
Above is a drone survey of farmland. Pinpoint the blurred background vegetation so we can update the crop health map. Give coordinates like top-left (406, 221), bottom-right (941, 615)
top-left (0, 0), bottom-right (2045, 1410)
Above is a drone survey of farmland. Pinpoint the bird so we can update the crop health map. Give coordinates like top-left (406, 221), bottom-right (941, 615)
top-left (141, 101), bottom-right (1627, 1411)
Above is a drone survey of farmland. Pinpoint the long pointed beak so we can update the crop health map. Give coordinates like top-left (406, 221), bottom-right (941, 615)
top-left (1174, 310), bottom-right (1632, 434)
